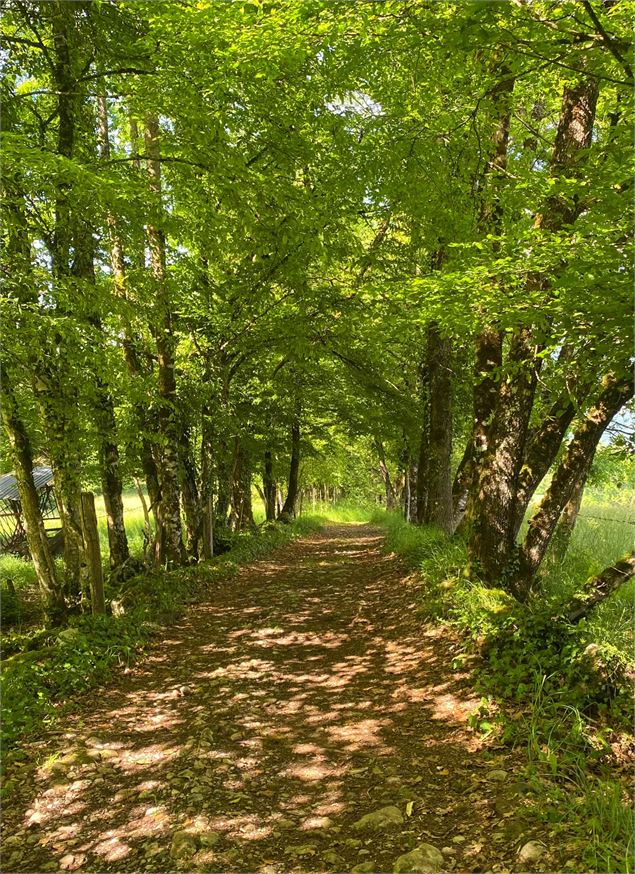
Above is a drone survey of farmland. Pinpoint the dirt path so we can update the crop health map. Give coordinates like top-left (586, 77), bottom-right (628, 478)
top-left (2, 525), bottom-right (541, 873)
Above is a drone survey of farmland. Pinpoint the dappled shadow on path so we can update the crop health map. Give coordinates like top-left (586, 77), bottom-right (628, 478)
top-left (2, 526), bottom-right (536, 873)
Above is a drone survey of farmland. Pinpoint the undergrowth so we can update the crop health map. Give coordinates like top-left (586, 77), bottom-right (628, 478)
top-left (0, 516), bottom-right (322, 763)
top-left (372, 506), bottom-right (633, 874)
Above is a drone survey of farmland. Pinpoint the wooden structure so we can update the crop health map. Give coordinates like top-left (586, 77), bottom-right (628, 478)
top-left (0, 467), bottom-right (61, 555)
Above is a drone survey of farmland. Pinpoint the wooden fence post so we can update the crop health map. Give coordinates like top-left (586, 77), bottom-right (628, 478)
top-left (80, 491), bottom-right (105, 615)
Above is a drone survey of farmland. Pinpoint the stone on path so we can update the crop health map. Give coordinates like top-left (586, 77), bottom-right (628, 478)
top-left (352, 863), bottom-right (377, 873)
top-left (486, 769), bottom-right (508, 782)
top-left (393, 843), bottom-right (444, 873)
top-left (518, 840), bottom-right (547, 864)
top-left (352, 805), bottom-right (404, 830)
top-left (170, 831), bottom-right (198, 860)
top-left (392, 844), bottom-right (445, 874)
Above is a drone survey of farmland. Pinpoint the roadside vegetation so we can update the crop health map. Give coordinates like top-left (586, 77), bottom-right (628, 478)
top-left (373, 472), bottom-right (634, 874)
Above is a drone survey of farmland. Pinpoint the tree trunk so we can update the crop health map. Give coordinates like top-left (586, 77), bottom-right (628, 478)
top-left (134, 477), bottom-right (153, 562)
top-left (516, 373), bottom-right (632, 595)
top-left (98, 419), bottom-right (129, 571)
top-left (39, 2), bottom-right (85, 598)
top-left (1, 372), bottom-right (66, 625)
top-left (466, 73), bottom-right (598, 586)
top-left (98, 95), bottom-right (160, 542)
top-left (227, 438), bottom-right (241, 531)
top-left (144, 116), bottom-right (185, 566)
top-left (1, 177), bottom-right (74, 611)
top-left (214, 429), bottom-right (234, 529)
top-left (459, 326), bottom-right (503, 532)
top-left (179, 428), bottom-right (201, 560)
top-left (229, 441), bottom-right (254, 530)
top-left (263, 448), bottom-right (277, 522)
top-left (50, 0), bottom-right (75, 279)
top-left (375, 440), bottom-right (397, 510)
top-left (71, 185), bottom-right (130, 573)
top-left (240, 449), bottom-right (255, 529)
top-left (451, 438), bottom-right (472, 529)
top-left (80, 492), bottom-right (105, 615)
top-left (279, 419), bottom-right (300, 522)
top-left (513, 397), bottom-right (577, 536)
top-left (549, 458), bottom-right (592, 565)
top-left (458, 65), bottom-right (512, 528)
top-left (200, 406), bottom-right (214, 559)
top-left (423, 322), bottom-right (453, 533)
top-left (415, 422), bottom-right (428, 524)
top-left (467, 327), bottom-right (541, 581)
top-left (48, 428), bottom-right (85, 601)
top-left (567, 553), bottom-right (635, 624)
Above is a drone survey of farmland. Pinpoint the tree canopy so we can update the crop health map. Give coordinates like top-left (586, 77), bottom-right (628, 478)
top-left (1, 0), bottom-right (633, 622)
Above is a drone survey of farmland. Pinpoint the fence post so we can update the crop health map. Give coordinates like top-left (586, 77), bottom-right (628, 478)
top-left (80, 491), bottom-right (105, 615)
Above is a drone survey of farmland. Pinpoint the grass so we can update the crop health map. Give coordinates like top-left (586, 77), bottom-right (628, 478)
top-left (540, 493), bottom-right (634, 653)
top-left (94, 489), bottom-right (150, 557)
top-left (371, 487), bottom-right (634, 874)
top-left (299, 499), bottom-right (376, 523)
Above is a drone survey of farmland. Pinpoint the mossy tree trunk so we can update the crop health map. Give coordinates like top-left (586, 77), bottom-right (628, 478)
top-left (1, 373), bottom-right (66, 625)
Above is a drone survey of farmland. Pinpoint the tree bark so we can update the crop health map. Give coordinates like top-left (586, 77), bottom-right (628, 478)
top-left (50, 0), bottom-right (75, 280)
top-left (423, 322), bottom-right (453, 533)
top-left (37, 1), bottom-right (86, 598)
top-left (239, 447), bottom-right (255, 529)
top-left (467, 328), bottom-right (540, 580)
top-left (375, 439), bottom-right (397, 510)
top-left (549, 457), bottom-right (593, 565)
top-left (460, 326), bottom-right (503, 531)
top-left (516, 373), bottom-right (633, 595)
top-left (279, 419), bottom-right (300, 522)
top-left (1, 371), bottom-right (66, 625)
top-left (200, 405), bottom-right (215, 559)
top-left (98, 95), bottom-right (161, 538)
top-left (144, 116), bottom-right (185, 566)
top-left (567, 552), bottom-right (635, 624)
top-left (229, 441), bottom-right (254, 530)
top-left (513, 396), bottom-right (577, 536)
top-left (71, 186), bottom-right (130, 572)
top-left (179, 427), bottom-right (201, 560)
top-left (415, 420), bottom-right (428, 524)
top-left (263, 448), bottom-right (277, 522)
top-left (451, 437), bottom-right (472, 528)
top-left (80, 492), bottom-right (105, 615)
top-left (455, 68), bottom-right (513, 532)
top-left (467, 74), bottom-right (599, 586)
top-left (97, 401), bottom-right (130, 570)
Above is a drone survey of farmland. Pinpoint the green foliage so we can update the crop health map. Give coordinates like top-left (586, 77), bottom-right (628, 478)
top-left (0, 583), bottom-right (21, 625)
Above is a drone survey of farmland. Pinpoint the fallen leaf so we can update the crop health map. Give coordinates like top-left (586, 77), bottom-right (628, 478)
top-left (59, 853), bottom-right (86, 871)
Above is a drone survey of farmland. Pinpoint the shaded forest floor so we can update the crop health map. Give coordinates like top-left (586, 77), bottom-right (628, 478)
top-left (3, 526), bottom-right (557, 873)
